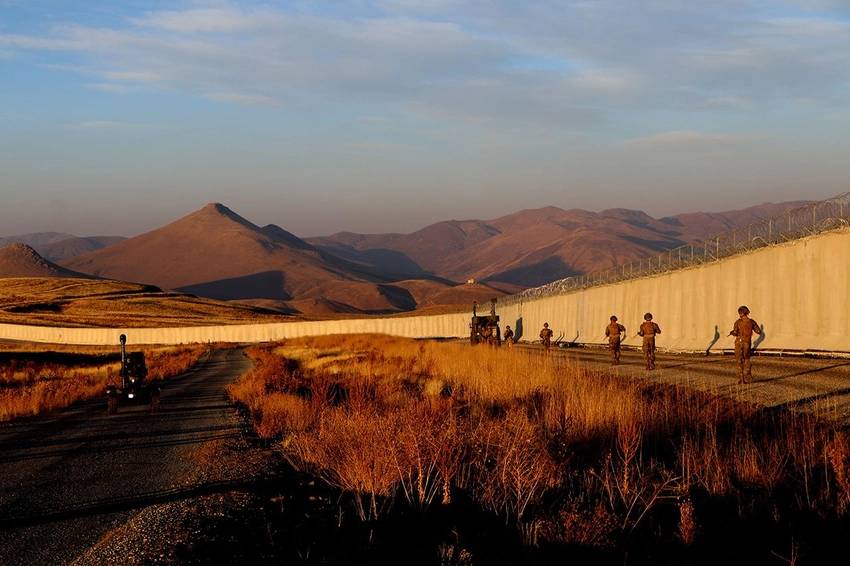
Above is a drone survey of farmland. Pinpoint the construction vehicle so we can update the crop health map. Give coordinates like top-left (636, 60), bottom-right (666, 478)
top-left (470, 298), bottom-right (501, 346)
top-left (106, 334), bottom-right (160, 414)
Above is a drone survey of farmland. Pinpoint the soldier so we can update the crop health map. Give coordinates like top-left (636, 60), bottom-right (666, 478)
top-left (729, 305), bottom-right (762, 384)
top-left (605, 315), bottom-right (626, 365)
top-left (504, 325), bottom-right (514, 348)
top-left (637, 313), bottom-right (661, 370)
top-left (539, 322), bottom-right (554, 350)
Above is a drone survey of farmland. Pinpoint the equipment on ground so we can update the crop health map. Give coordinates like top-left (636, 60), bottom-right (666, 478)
top-left (106, 334), bottom-right (160, 414)
top-left (470, 298), bottom-right (501, 346)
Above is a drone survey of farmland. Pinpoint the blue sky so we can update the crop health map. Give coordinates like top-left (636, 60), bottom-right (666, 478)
top-left (2, 0), bottom-right (850, 237)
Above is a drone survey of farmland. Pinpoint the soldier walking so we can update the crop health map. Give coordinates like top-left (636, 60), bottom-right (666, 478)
top-left (729, 305), bottom-right (762, 384)
top-left (638, 313), bottom-right (661, 370)
top-left (605, 315), bottom-right (626, 365)
top-left (539, 322), bottom-right (554, 350)
top-left (504, 325), bottom-right (514, 348)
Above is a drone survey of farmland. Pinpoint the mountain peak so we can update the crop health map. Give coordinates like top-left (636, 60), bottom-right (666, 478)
top-left (203, 202), bottom-right (230, 214)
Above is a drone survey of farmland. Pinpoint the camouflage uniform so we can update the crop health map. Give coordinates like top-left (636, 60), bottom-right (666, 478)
top-left (540, 325), bottom-right (554, 350)
top-left (730, 316), bottom-right (761, 383)
top-left (504, 327), bottom-right (514, 348)
top-left (638, 321), bottom-right (661, 370)
top-left (605, 321), bottom-right (626, 364)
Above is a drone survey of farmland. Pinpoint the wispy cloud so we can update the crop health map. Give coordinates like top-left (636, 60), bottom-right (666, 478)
top-left (623, 130), bottom-right (748, 150)
top-left (2, 0), bottom-right (850, 128)
top-left (204, 92), bottom-right (280, 106)
top-left (86, 82), bottom-right (131, 94)
top-left (65, 121), bottom-right (155, 131)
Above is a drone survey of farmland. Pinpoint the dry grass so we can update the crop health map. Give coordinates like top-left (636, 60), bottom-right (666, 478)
top-left (229, 334), bottom-right (850, 548)
top-left (0, 277), bottom-right (292, 327)
top-left (0, 344), bottom-right (208, 421)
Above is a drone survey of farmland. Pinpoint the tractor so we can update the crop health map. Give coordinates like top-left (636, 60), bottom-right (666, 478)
top-left (106, 334), bottom-right (160, 414)
top-left (470, 298), bottom-right (501, 346)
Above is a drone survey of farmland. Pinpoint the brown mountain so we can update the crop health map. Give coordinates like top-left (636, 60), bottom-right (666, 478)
top-left (62, 203), bottom-right (482, 315)
top-left (0, 244), bottom-right (92, 278)
top-left (311, 201), bottom-right (811, 287)
top-left (659, 201), bottom-right (812, 240)
top-left (38, 236), bottom-right (126, 262)
top-left (0, 232), bottom-right (126, 261)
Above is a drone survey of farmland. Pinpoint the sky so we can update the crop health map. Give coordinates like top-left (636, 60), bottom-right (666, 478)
top-left (1, 0), bottom-right (849, 238)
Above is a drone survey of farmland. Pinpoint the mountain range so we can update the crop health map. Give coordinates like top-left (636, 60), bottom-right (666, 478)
top-left (310, 201), bottom-right (810, 287)
top-left (0, 233), bottom-right (125, 262)
top-left (0, 199), bottom-right (811, 315)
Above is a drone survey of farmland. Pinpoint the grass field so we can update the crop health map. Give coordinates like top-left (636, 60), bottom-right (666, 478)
top-left (0, 277), bottom-right (293, 327)
top-left (229, 335), bottom-right (850, 563)
top-left (0, 342), bottom-right (208, 421)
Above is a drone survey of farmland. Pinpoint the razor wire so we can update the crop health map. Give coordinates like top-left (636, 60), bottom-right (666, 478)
top-left (497, 192), bottom-right (850, 309)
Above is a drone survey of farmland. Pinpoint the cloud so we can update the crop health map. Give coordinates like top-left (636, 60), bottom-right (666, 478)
top-left (65, 121), bottom-right (153, 131)
top-left (204, 92), bottom-right (280, 106)
top-left (102, 70), bottom-right (163, 83)
top-left (623, 130), bottom-right (747, 150)
top-left (132, 7), bottom-right (284, 33)
top-left (86, 83), bottom-right (132, 93)
top-left (2, 0), bottom-right (850, 129)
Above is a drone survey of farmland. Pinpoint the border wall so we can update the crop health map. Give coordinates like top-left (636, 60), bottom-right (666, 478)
top-left (0, 229), bottom-right (848, 352)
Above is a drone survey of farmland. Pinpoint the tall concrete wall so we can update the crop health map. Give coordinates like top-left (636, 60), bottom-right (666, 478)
top-left (496, 228), bottom-right (850, 353)
top-left (0, 229), bottom-right (848, 352)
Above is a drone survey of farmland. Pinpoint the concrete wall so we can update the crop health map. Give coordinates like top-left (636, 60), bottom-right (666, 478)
top-left (1, 229), bottom-right (848, 352)
top-left (496, 228), bottom-right (850, 353)
top-left (0, 312), bottom-right (471, 346)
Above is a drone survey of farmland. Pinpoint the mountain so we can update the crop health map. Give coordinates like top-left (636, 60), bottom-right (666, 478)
top-left (660, 201), bottom-right (812, 240)
top-left (38, 236), bottom-right (126, 262)
top-left (0, 232), bottom-right (126, 261)
top-left (0, 232), bottom-right (76, 248)
top-left (311, 201), bottom-right (811, 287)
top-left (63, 203), bottom-right (483, 315)
top-left (0, 244), bottom-right (92, 278)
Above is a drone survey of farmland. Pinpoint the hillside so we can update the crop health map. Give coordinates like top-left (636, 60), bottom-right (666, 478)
top-left (0, 277), bottom-right (291, 328)
top-left (311, 201), bottom-right (810, 287)
top-left (0, 244), bottom-right (92, 279)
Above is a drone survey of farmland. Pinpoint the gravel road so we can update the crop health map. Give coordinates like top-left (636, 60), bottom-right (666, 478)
top-left (0, 348), bottom-right (254, 566)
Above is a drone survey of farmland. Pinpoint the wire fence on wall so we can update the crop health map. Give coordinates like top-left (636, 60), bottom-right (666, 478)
top-left (496, 192), bottom-right (850, 309)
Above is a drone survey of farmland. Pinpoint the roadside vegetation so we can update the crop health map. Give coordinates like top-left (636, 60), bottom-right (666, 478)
top-left (230, 334), bottom-right (850, 564)
top-left (0, 344), bottom-right (208, 421)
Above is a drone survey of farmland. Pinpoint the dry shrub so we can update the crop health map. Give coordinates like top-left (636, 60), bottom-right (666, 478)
top-left (679, 428), bottom-right (733, 496)
top-left (228, 334), bottom-right (850, 547)
top-left (288, 406), bottom-right (400, 520)
top-left (471, 407), bottom-right (558, 523)
top-left (256, 392), bottom-right (315, 439)
top-left (827, 431), bottom-right (850, 514)
top-left (541, 502), bottom-right (618, 548)
top-left (732, 431), bottom-right (789, 491)
top-left (678, 497), bottom-right (697, 545)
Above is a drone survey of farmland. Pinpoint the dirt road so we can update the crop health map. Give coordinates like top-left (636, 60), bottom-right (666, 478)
top-left (526, 344), bottom-right (850, 421)
top-left (0, 348), bottom-right (254, 566)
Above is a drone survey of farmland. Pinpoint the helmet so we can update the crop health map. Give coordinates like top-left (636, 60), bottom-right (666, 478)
top-left (543, 322), bottom-right (549, 327)
top-left (644, 312), bottom-right (653, 320)
top-left (738, 305), bottom-right (750, 315)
